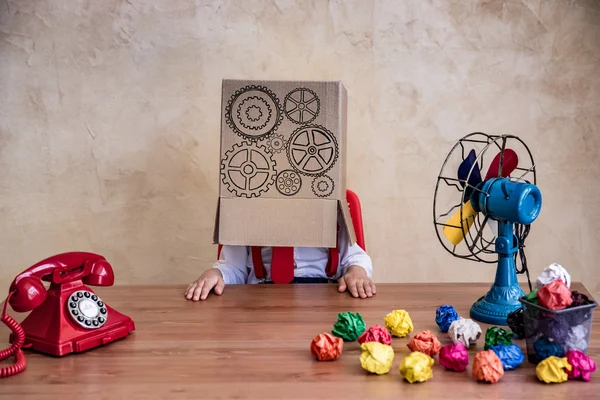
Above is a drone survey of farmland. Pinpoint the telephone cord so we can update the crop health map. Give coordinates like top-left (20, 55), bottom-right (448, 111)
top-left (0, 292), bottom-right (27, 378)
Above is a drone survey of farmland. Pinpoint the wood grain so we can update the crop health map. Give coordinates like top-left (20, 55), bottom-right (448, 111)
top-left (0, 283), bottom-right (598, 399)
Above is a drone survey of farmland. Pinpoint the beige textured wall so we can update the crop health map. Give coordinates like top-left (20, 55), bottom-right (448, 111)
top-left (1, 0), bottom-right (599, 296)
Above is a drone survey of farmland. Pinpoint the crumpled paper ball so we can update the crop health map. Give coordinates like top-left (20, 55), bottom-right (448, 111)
top-left (535, 263), bottom-right (571, 289)
top-left (399, 351), bottom-right (434, 383)
top-left (534, 336), bottom-right (565, 360)
top-left (384, 310), bottom-right (414, 338)
top-left (569, 291), bottom-right (593, 307)
top-left (439, 342), bottom-right (469, 372)
top-left (565, 350), bottom-right (596, 382)
top-left (536, 356), bottom-right (572, 383)
top-left (490, 344), bottom-right (525, 370)
top-left (407, 330), bottom-right (442, 357)
top-left (524, 289), bottom-right (539, 304)
top-left (484, 326), bottom-right (513, 350)
top-left (472, 350), bottom-right (504, 383)
top-left (566, 325), bottom-right (588, 352)
top-left (358, 324), bottom-right (392, 346)
top-left (538, 280), bottom-right (573, 310)
top-left (507, 308), bottom-right (525, 339)
top-left (435, 305), bottom-right (460, 333)
top-left (332, 311), bottom-right (366, 341)
top-left (359, 342), bottom-right (394, 375)
top-left (448, 318), bottom-right (482, 347)
top-left (310, 333), bottom-right (343, 361)
top-left (538, 316), bottom-right (570, 344)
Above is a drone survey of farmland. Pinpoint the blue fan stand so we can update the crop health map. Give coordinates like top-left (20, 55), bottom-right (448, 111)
top-left (469, 178), bottom-right (542, 326)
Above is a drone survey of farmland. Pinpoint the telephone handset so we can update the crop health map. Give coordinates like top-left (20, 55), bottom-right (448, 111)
top-left (1, 252), bottom-right (135, 378)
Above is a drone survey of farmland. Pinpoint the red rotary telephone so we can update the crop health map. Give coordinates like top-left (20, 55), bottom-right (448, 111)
top-left (1, 252), bottom-right (135, 378)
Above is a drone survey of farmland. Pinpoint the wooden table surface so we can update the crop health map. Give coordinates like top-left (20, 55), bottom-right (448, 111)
top-left (0, 283), bottom-right (598, 399)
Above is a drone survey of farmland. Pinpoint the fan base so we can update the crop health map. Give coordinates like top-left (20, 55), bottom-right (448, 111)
top-left (470, 283), bottom-right (525, 326)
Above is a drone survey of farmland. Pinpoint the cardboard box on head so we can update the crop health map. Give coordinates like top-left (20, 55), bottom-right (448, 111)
top-left (213, 79), bottom-right (357, 249)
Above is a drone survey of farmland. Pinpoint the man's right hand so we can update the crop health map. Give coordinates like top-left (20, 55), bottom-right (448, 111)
top-left (185, 268), bottom-right (225, 301)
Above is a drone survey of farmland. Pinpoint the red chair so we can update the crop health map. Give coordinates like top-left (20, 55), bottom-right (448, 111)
top-left (217, 189), bottom-right (366, 258)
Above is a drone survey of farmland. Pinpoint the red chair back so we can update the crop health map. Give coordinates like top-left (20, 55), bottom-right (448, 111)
top-left (217, 189), bottom-right (365, 257)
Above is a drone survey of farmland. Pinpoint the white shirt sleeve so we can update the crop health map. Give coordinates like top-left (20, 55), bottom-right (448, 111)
top-left (337, 221), bottom-right (373, 278)
top-left (212, 245), bottom-right (251, 284)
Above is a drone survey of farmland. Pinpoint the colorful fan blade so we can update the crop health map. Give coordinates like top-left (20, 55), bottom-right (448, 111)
top-left (443, 200), bottom-right (478, 246)
top-left (485, 149), bottom-right (518, 180)
top-left (458, 149), bottom-right (482, 201)
top-left (443, 148), bottom-right (519, 245)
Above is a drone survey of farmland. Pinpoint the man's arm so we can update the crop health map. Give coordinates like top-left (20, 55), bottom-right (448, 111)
top-left (213, 245), bottom-right (251, 284)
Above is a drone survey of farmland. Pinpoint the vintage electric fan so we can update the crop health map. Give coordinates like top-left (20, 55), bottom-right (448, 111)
top-left (433, 133), bottom-right (542, 325)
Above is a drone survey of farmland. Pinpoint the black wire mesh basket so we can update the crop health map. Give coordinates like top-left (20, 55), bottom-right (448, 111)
top-left (519, 296), bottom-right (597, 364)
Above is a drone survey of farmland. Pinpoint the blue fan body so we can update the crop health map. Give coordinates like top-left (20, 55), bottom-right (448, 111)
top-left (469, 178), bottom-right (542, 325)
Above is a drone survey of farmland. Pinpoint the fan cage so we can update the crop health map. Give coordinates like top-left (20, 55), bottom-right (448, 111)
top-left (432, 132), bottom-right (537, 263)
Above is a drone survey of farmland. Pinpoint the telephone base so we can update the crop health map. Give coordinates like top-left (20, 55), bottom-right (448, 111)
top-left (12, 319), bottom-right (135, 357)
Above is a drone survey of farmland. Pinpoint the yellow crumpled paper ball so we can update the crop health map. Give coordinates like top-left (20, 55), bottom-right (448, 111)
top-left (384, 309), bottom-right (414, 338)
top-left (360, 342), bottom-right (395, 375)
top-left (399, 351), bottom-right (435, 383)
top-left (536, 356), bottom-right (572, 383)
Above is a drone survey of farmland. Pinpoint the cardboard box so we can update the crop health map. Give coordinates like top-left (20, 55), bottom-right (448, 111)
top-left (213, 79), bottom-right (356, 248)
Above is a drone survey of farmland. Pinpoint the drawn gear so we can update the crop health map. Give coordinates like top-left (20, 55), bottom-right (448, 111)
top-left (221, 142), bottom-right (276, 198)
top-left (276, 170), bottom-right (302, 196)
top-left (225, 85), bottom-right (282, 142)
top-left (268, 134), bottom-right (286, 154)
top-left (284, 88), bottom-right (320, 125)
top-left (312, 175), bottom-right (335, 197)
top-left (287, 125), bottom-right (338, 176)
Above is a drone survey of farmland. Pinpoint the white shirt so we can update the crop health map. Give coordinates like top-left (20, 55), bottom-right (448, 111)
top-left (213, 223), bottom-right (373, 284)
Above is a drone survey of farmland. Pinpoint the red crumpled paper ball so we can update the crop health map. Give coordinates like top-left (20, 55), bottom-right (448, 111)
top-left (407, 330), bottom-right (442, 357)
top-left (538, 279), bottom-right (573, 310)
top-left (358, 324), bottom-right (392, 345)
top-left (310, 333), bottom-right (343, 361)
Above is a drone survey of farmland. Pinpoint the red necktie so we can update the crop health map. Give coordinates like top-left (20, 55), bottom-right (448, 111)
top-left (270, 247), bottom-right (294, 284)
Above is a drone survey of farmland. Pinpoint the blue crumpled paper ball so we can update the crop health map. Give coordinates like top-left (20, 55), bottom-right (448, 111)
top-left (435, 305), bottom-right (460, 332)
top-left (533, 336), bottom-right (565, 360)
top-left (490, 343), bottom-right (525, 370)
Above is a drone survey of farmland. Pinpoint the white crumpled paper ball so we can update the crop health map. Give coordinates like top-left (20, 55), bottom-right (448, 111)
top-left (448, 318), bottom-right (482, 347)
top-left (566, 325), bottom-right (588, 352)
top-left (535, 263), bottom-right (571, 289)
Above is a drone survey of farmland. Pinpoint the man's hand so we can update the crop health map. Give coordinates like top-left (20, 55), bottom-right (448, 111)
top-left (338, 265), bottom-right (376, 298)
top-left (185, 268), bottom-right (225, 301)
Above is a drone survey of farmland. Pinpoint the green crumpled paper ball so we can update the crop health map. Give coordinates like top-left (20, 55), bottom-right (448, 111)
top-left (332, 311), bottom-right (366, 341)
top-left (484, 326), bottom-right (514, 350)
top-left (524, 289), bottom-right (538, 304)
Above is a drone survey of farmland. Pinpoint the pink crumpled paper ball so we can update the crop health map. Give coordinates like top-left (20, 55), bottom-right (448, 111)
top-left (439, 342), bottom-right (469, 372)
top-left (566, 350), bottom-right (596, 382)
top-left (358, 325), bottom-right (392, 346)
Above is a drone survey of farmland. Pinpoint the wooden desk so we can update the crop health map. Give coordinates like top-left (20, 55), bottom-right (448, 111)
top-left (0, 283), bottom-right (598, 399)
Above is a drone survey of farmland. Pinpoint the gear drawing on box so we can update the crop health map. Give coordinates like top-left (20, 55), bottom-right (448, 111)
top-left (286, 125), bottom-right (339, 177)
top-left (284, 87), bottom-right (320, 125)
top-left (221, 142), bottom-right (277, 198)
top-left (276, 169), bottom-right (302, 196)
top-left (312, 175), bottom-right (335, 197)
top-left (267, 134), bottom-right (286, 154)
top-left (225, 85), bottom-right (283, 142)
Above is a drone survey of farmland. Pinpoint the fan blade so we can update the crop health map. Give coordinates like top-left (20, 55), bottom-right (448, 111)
top-left (442, 148), bottom-right (519, 246)
top-left (457, 149), bottom-right (482, 201)
top-left (485, 149), bottom-right (518, 180)
top-left (486, 219), bottom-right (499, 237)
top-left (443, 200), bottom-right (478, 246)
